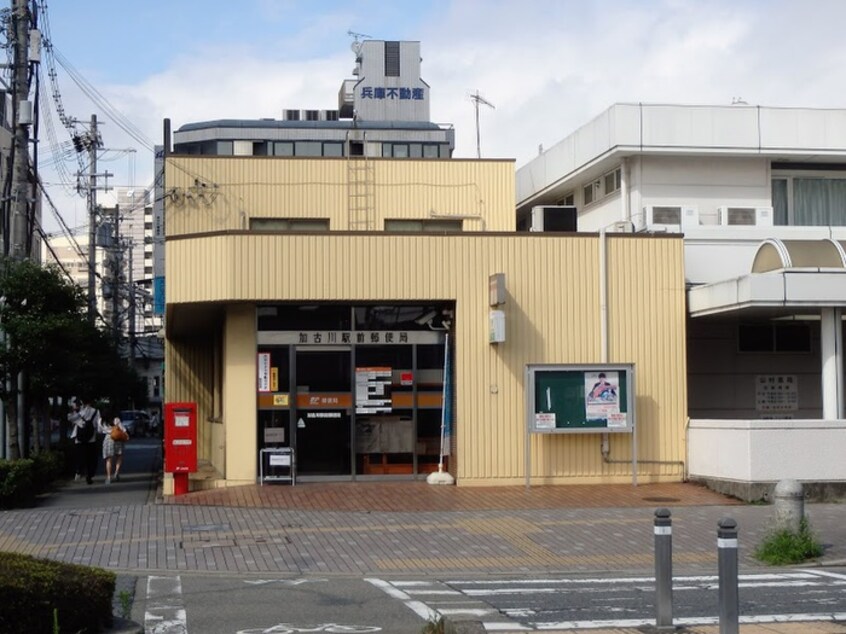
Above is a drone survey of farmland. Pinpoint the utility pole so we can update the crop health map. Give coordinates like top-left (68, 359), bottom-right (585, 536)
top-left (128, 239), bottom-right (135, 365)
top-left (470, 90), bottom-right (495, 159)
top-left (10, 0), bottom-right (32, 260)
top-left (87, 114), bottom-right (99, 322)
top-left (111, 204), bottom-right (120, 341)
top-left (3, 0), bottom-right (35, 460)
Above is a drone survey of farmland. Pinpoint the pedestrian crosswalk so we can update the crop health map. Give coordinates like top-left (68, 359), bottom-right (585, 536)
top-left (367, 570), bottom-right (846, 632)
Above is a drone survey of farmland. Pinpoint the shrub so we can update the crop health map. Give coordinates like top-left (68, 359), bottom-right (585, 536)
top-left (754, 517), bottom-right (824, 565)
top-left (0, 459), bottom-right (35, 509)
top-left (31, 450), bottom-right (65, 492)
top-left (0, 551), bottom-right (115, 633)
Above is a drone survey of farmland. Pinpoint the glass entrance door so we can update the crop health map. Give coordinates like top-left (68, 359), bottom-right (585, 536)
top-left (294, 348), bottom-right (352, 477)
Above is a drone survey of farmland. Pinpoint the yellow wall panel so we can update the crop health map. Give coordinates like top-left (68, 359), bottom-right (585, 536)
top-left (167, 232), bottom-right (687, 485)
top-left (165, 156), bottom-right (515, 234)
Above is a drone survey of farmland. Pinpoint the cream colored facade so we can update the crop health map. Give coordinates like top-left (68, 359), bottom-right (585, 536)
top-left (164, 155), bottom-right (687, 493)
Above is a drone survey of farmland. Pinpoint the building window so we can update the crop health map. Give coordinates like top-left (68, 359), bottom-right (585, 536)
top-left (772, 179), bottom-right (788, 225)
top-left (604, 167), bottom-right (622, 195)
top-left (294, 141), bottom-right (322, 157)
top-left (233, 140), bottom-right (254, 156)
top-left (422, 145), bottom-right (439, 159)
top-left (323, 142), bottom-right (344, 157)
top-left (738, 322), bottom-right (811, 353)
top-left (385, 41), bottom-right (401, 77)
top-left (583, 180), bottom-right (600, 205)
top-left (557, 192), bottom-right (575, 206)
top-left (250, 218), bottom-right (330, 231)
top-left (384, 219), bottom-right (463, 232)
top-left (273, 142), bottom-right (294, 157)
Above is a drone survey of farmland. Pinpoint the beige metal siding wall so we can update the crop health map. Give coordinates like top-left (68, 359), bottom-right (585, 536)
top-left (167, 232), bottom-right (686, 485)
top-left (165, 157), bottom-right (515, 234)
top-left (165, 339), bottom-right (216, 466)
top-left (606, 238), bottom-right (688, 478)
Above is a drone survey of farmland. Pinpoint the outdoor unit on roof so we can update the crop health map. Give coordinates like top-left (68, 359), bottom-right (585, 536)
top-left (718, 206), bottom-right (773, 227)
top-left (530, 205), bottom-right (578, 232)
top-left (283, 109), bottom-right (300, 121)
top-left (644, 205), bottom-right (699, 230)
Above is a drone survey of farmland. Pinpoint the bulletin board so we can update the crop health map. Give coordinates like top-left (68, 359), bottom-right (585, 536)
top-left (525, 363), bottom-right (637, 488)
top-left (527, 364), bottom-right (635, 433)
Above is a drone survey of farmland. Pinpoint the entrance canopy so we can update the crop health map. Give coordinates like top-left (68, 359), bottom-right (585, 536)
top-left (688, 238), bottom-right (846, 318)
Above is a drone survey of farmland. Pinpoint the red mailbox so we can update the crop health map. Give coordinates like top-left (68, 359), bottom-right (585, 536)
top-left (164, 402), bottom-right (197, 495)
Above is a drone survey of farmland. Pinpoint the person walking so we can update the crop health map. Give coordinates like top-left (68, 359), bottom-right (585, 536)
top-left (71, 396), bottom-right (101, 485)
top-left (67, 398), bottom-right (84, 481)
top-left (103, 414), bottom-right (129, 484)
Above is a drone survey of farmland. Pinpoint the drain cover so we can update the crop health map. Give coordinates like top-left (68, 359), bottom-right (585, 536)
top-left (642, 497), bottom-right (680, 503)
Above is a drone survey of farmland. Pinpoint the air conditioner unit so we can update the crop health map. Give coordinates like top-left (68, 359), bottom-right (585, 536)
top-left (644, 205), bottom-right (699, 230)
top-left (718, 206), bottom-right (773, 227)
top-left (530, 205), bottom-right (578, 232)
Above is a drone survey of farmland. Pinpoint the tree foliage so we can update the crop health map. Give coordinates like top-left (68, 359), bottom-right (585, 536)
top-left (0, 257), bottom-right (146, 458)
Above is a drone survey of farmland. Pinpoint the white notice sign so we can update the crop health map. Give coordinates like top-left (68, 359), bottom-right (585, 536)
top-left (269, 454), bottom-right (290, 467)
top-left (535, 412), bottom-right (556, 430)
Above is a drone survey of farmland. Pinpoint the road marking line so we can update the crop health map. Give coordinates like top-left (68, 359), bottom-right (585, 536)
top-left (364, 578), bottom-right (410, 600)
top-left (438, 608), bottom-right (495, 617)
top-left (145, 575), bottom-right (187, 634)
top-left (525, 613), bottom-right (846, 630)
top-left (404, 589), bottom-right (463, 595)
top-left (447, 572), bottom-right (816, 586)
top-left (802, 568), bottom-right (846, 581)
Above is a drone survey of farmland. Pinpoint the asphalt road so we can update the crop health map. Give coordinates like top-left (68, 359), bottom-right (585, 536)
top-left (38, 436), bottom-right (162, 509)
top-left (139, 574), bottom-right (421, 634)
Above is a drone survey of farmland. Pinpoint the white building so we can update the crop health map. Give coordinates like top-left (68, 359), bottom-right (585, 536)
top-left (517, 103), bottom-right (846, 499)
top-left (41, 232), bottom-right (109, 317)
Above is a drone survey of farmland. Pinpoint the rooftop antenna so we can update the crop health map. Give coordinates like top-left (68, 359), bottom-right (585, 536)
top-left (347, 30), bottom-right (373, 56)
top-left (470, 90), bottom-right (495, 159)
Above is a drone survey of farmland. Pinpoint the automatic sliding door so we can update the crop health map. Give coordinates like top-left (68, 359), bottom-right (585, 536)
top-left (294, 348), bottom-right (352, 477)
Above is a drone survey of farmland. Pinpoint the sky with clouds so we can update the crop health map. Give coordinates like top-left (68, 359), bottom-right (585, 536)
top-left (37, 0), bottom-right (846, 231)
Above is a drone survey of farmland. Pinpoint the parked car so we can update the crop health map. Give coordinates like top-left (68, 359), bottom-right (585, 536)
top-left (119, 410), bottom-right (151, 437)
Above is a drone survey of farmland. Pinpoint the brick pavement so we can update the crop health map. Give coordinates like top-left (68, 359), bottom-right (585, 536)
top-left (161, 480), bottom-right (741, 512)
top-left (2, 480), bottom-right (845, 633)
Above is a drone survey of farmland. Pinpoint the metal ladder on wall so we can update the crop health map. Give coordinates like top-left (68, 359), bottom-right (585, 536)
top-left (347, 133), bottom-right (375, 231)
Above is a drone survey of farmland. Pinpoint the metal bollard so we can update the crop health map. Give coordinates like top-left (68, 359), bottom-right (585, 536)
top-left (717, 517), bottom-right (739, 634)
top-left (654, 508), bottom-right (674, 630)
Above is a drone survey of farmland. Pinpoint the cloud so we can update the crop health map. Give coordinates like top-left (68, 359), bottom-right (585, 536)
top-left (38, 0), bottom-right (846, 233)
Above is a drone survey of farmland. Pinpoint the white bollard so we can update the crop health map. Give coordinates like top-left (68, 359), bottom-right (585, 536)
top-left (773, 479), bottom-right (804, 533)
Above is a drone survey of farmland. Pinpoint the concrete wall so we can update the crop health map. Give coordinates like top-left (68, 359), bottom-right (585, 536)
top-left (688, 418), bottom-right (846, 487)
top-left (638, 156), bottom-right (771, 227)
top-left (517, 104), bottom-right (846, 208)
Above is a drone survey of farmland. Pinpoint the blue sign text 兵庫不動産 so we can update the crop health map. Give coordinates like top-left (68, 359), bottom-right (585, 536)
top-left (360, 87), bottom-right (424, 100)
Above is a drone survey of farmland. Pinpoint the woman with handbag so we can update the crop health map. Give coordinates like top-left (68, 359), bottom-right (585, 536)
top-left (102, 413), bottom-right (129, 484)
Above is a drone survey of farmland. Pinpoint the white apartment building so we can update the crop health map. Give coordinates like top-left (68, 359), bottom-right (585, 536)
top-left (517, 103), bottom-right (846, 499)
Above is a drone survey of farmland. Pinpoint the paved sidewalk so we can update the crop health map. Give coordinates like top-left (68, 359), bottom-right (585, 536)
top-left (1, 480), bottom-right (844, 633)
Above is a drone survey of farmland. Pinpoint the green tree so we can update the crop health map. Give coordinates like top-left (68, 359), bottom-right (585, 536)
top-left (0, 258), bottom-right (145, 459)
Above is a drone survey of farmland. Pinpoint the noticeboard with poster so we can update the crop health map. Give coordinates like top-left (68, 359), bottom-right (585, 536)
top-left (526, 364), bottom-right (635, 434)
